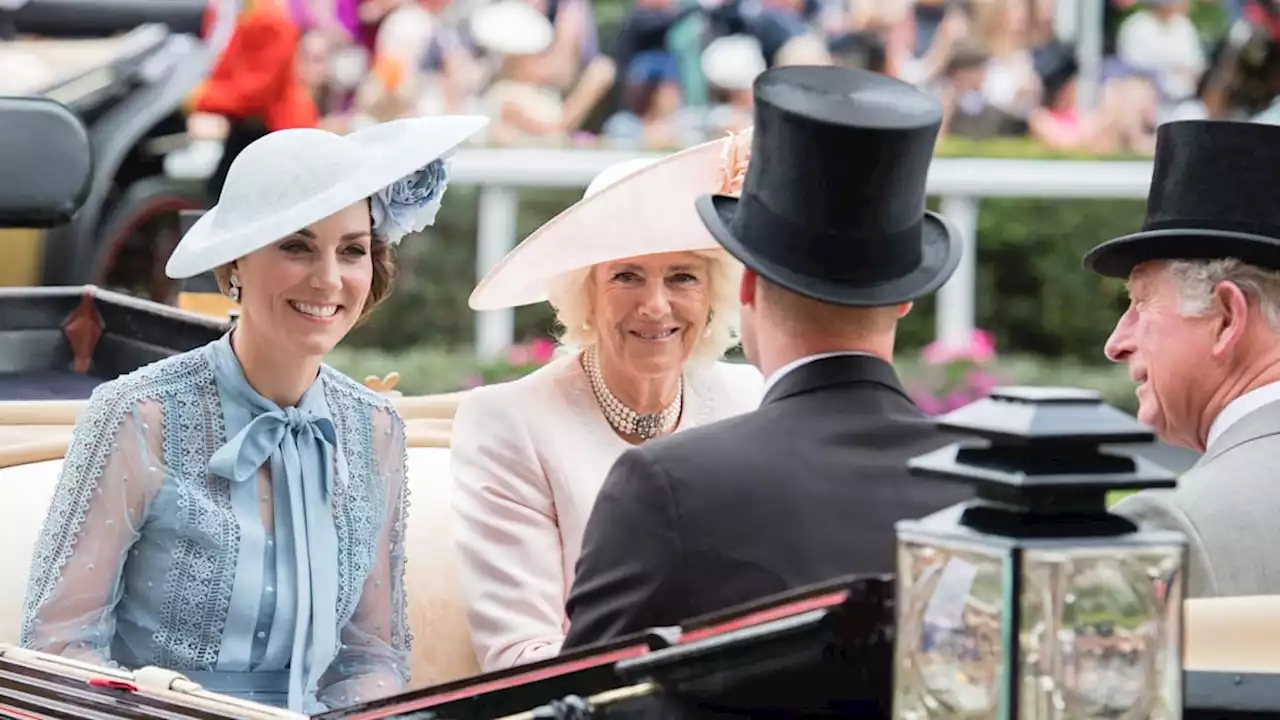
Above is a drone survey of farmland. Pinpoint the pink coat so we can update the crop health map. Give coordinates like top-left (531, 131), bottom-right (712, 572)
top-left (449, 352), bottom-right (764, 670)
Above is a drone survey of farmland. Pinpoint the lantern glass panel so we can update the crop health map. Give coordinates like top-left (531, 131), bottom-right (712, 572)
top-left (1018, 542), bottom-right (1184, 720)
top-left (894, 530), bottom-right (1185, 720)
top-left (894, 537), bottom-right (1008, 719)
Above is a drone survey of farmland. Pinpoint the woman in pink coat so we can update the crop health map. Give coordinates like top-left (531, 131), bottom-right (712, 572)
top-left (450, 131), bottom-right (765, 670)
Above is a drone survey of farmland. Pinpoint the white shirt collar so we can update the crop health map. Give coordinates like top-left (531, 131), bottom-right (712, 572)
top-left (1206, 380), bottom-right (1280, 449)
top-left (761, 351), bottom-right (876, 398)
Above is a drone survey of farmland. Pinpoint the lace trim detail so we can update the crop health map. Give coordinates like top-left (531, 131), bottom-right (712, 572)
top-left (152, 363), bottom-right (235, 670)
top-left (319, 367), bottom-right (408, 650)
top-left (20, 351), bottom-right (235, 665)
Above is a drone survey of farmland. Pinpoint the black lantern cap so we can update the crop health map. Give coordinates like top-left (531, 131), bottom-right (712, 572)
top-left (907, 386), bottom-right (1177, 539)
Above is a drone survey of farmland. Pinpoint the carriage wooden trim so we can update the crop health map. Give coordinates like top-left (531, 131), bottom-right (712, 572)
top-left (0, 391), bottom-right (465, 457)
top-left (0, 393), bottom-right (466, 425)
top-left (0, 645), bottom-right (306, 719)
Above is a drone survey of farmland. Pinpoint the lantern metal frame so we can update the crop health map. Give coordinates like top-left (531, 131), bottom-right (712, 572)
top-left (893, 386), bottom-right (1188, 720)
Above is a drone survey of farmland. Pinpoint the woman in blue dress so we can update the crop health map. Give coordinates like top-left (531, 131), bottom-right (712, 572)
top-left (19, 114), bottom-right (489, 714)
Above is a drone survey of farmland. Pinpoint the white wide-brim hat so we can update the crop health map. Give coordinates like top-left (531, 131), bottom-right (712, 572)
top-left (469, 0), bottom-right (555, 56)
top-left (701, 35), bottom-right (766, 92)
top-left (468, 129), bottom-right (753, 311)
top-left (166, 114), bottom-right (489, 279)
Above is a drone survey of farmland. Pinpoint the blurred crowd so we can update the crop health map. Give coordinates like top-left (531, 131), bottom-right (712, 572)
top-left (177, 0), bottom-right (1280, 166)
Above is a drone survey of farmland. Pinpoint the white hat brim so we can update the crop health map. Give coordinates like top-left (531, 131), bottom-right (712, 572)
top-left (468, 134), bottom-right (739, 311)
top-left (165, 115), bottom-right (489, 279)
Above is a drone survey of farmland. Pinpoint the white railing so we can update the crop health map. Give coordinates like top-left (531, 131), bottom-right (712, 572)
top-left (447, 149), bottom-right (1157, 360)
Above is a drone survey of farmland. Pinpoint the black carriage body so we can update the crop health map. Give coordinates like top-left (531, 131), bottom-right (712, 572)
top-left (0, 285), bottom-right (227, 401)
top-left (6, 1), bottom-right (215, 294)
top-left (36, 23), bottom-right (212, 291)
top-left (5, 0), bottom-right (206, 38)
top-left (317, 577), bottom-right (895, 720)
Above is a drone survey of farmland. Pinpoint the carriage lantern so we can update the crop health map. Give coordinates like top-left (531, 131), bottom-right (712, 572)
top-left (893, 387), bottom-right (1187, 719)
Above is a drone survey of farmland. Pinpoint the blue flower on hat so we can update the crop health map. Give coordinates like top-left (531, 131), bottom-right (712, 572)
top-left (371, 154), bottom-right (452, 245)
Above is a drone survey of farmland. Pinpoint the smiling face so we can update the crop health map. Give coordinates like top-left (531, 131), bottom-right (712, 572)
top-left (588, 251), bottom-right (713, 379)
top-left (1104, 261), bottom-right (1224, 446)
top-left (232, 201), bottom-right (374, 359)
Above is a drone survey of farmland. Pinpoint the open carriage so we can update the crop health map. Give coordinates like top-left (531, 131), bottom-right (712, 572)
top-left (0, 0), bottom-right (213, 302)
top-left (2, 97), bottom-right (1280, 720)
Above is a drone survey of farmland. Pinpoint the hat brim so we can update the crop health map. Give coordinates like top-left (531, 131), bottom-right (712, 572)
top-left (696, 194), bottom-right (963, 307)
top-left (1083, 228), bottom-right (1280, 278)
top-left (468, 137), bottom-right (734, 311)
top-left (165, 115), bottom-right (489, 279)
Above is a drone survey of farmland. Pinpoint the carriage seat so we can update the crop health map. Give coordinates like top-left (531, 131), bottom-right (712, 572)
top-left (0, 446), bottom-right (480, 692)
top-left (403, 445), bottom-right (481, 687)
top-left (1185, 595), bottom-right (1280, 673)
top-left (0, 458), bottom-right (63, 646)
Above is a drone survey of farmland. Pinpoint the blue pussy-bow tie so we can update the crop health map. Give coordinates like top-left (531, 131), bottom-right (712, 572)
top-left (208, 405), bottom-right (341, 713)
top-left (209, 407), bottom-right (338, 488)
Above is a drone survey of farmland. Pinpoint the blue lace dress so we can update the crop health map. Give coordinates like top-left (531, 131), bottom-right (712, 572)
top-left (19, 333), bottom-right (411, 714)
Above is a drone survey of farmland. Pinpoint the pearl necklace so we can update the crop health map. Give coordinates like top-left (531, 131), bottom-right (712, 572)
top-left (582, 345), bottom-right (683, 441)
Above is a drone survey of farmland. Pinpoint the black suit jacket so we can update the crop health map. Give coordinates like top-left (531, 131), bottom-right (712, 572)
top-left (561, 354), bottom-right (974, 651)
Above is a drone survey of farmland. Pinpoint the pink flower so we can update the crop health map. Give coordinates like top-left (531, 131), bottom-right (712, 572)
top-left (913, 392), bottom-right (946, 416)
top-left (967, 330), bottom-right (996, 364)
top-left (965, 369), bottom-right (1000, 395)
top-left (508, 345), bottom-right (530, 367)
top-left (943, 391), bottom-right (975, 412)
top-left (922, 340), bottom-right (963, 366)
top-left (921, 329), bottom-right (997, 366)
top-left (529, 338), bottom-right (556, 364)
top-left (463, 373), bottom-right (485, 389)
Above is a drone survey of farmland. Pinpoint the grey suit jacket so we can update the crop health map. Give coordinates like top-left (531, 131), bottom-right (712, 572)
top-left (1112, 400), bottom-right (1280, 598)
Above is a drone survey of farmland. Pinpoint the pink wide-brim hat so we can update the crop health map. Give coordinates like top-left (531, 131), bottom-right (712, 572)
top-left (468, 130), bottom-right (754, 311)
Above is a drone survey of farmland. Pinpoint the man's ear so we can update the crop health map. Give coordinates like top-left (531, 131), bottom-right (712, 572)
top-left (897, 301), bottom-right (913, 318)
top-left (1210, 280), bottom-right (1251, 358)
top-left (739, 268), bottom-right (758, 308)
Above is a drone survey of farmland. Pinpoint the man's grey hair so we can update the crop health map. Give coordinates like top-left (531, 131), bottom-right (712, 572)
top-left (1167, 258), bottom-right (1280, 329)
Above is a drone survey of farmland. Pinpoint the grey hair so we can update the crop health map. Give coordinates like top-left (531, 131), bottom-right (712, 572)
top-left (545, 249), bottom-right (744, 369)
top-left (1166, 258), bottom-right (1280, 329)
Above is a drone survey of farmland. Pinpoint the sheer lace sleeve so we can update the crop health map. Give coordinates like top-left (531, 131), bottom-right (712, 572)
top-left (318, 405), bottom-right (410, 709)
top-left (20, 388), bottom-right (167, 666)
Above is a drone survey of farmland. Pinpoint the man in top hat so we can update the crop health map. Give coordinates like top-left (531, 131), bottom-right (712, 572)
top-left (1084, 120), bottom-right (1280, 599)
top-left (561, 66), bottom-right (976, 648)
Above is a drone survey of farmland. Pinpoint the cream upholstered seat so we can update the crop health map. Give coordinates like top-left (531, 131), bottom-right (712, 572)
top-left (1185, 595), bottom-right (1280, 673)
top-left (0, 458), bottom-right (64, 644)
top-left (403, 445), bottom-right (481, 688)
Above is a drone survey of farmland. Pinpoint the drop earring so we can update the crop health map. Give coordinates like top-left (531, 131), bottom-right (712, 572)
top-left (228, 273), bottom-right (241, 303)
top-left (703, 310), bottom-right (714, 338)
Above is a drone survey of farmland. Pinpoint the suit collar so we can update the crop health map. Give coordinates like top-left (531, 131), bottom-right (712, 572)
top-left (762, 351), bottom-right (876, 397)
top-left (1201, 397), bottom-right (1280, 464)
top-left (1206, 381), bottom-right (1280, 448)
top-left (762, 353), bottom-right (910, 406)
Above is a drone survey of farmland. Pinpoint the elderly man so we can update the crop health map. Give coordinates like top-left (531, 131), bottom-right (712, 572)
top-left (1083, 119), bottom-right (1280, 598)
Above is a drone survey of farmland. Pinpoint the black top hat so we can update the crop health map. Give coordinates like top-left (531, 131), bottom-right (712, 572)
top-left (695, 66), bottom-right (962, 307)
top-left (1084, 120), bottom-right (1280, 278)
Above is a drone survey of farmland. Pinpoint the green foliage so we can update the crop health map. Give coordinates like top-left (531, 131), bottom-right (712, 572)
top-left (933, 136), bottom-right (1147, 160)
